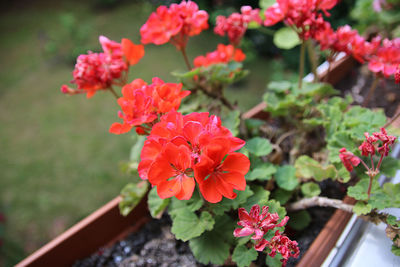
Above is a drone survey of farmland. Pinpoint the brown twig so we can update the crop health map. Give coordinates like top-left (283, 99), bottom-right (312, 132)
top-left (287, 196), bottom-right (354, 213)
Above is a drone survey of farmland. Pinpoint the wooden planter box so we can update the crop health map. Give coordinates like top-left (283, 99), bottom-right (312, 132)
top-left (17, 55), bottom-right (358, 267)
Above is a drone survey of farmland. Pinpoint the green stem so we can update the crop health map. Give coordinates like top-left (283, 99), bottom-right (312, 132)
top-left (109, 86), bottom-right (120, 99)
top-left (306, 40), bottom-right (319, 82)
top-left (367, 174), bottom-right (375, 199)
top-left (257, 27), bottom-right (275, 36)
top-left (298, 41), bottom-right (306, 89)
top-left (181, 47), bottom-right (192, 71)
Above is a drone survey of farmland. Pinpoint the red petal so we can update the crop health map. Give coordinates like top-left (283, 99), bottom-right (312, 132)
top-left (86, 90), bottom-right (96, 98)
top-left (183, 121), bottom-right (203, 145)
top-left (215, 177), bottom-right (236, 199)
top-left (199, 178), bottom-right (222, 203)
top-left (148, 159), bottom-right (175, 185)
top-left (157, 179), bottom-right (181, 199)
top-left (221, 171), bottom-right (246, 190)
top-left (193, 154), bottom-right (215, 183)
top-left (222, 153), bottom-right (250, 175)
top-left (122, 38), bottom-right (145, 65)
top-left (175, 175), bottom-right (195, 200)
top-left (109, 123), bottom-right (132, 134)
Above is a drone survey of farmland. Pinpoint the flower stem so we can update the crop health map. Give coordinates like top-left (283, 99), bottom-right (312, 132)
top-left (298, 41), bottom-right (306, 89)
top-left (181, 47), bottom-right (192, 71)
top-left (363, 76), bottom-right (379, 106)
top-left (109, 86), bottom-right (120, 99)
top-left (384, 109), bottom-right (400, 128)
top-left (306, 40), bottom-right (319, 82)
top-left (367, 174), bottom-right (375, 199)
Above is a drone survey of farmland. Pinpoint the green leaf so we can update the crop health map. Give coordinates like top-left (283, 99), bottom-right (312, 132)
top-left (288, 210), bottom-right (311, 230)
top-left (275, 165), bottom-right (299, 191)
top-left (266, 253), bottom-right (283, 267)
top-left (271, 188), bottom-right (293, 205)
top-left (147, 187), bottom-right (170, 219)
top-left (129, 135), bottom-right (146, 162)
top-left (223, 109), bottom-right (241, 136)
top-left (246, 162), bottom-right (277, 181)
top-left (348, 179), bottom-right (380, 201)
top-left (387, 215), bottom-right (399, 227)
top-left (267, 80), bottom-right (292, 93)
top-left (295, 155), bottom-right (338, 181)
top-left (391, 245), bottom-right (400, 256)
top-left (171, 210), bottom-right (214, 241)
top-left (210, 186), bottom-right (254, 214)
top-left (380, 157), bottom-right (400, 178)
top-left (259, 0), bottom-right (276, 9)
top-left (273, 27), bottom-right (301, 49)
top-left (245, 137), bottom-right (273, 156)
top-left (189, 215), bottom-right (234, 265)
top-left (119, 181), bottom-right (149, 216)
top-left (243, 185), bottom-right (270, 210)
top-left (353, 201), bottom-right (372, 215)
top-left (301, 182), bottom-right (321, 197)
top-left (232, 244), bottom-right (258, 267)
top-left (169, 190), bottom-right (203, 217)
top-left (265, 199), bottom-right (287, 218)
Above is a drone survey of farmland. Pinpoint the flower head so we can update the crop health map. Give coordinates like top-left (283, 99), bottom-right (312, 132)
top-left (109, 78), bottom-right (190, 135)
top-left (61, 36), bottom-right (144, 98)
top-left (373, 128), bottom-right (397, 156)
top-left (137, 111), bottom-right (248, 202)
top-left (214, 6), bottom-right (262, 45)
top-left (140, 1), bottom-right (208, 50)
top-left (339, 148), bottom-right (361, 172)
top-left (193, 44), bottom-right (246, 68)
top-left (234, 205), bottom-right (288, 240)
top-left (368, 38), bottom-right (400, 77)
top-left (261, 230), bottom-right (300, 267)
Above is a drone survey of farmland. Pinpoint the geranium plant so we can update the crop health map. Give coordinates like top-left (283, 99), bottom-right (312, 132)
top-left (61, 0), bottom-right (400, 266)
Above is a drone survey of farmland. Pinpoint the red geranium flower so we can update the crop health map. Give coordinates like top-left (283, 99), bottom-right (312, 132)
top-left (214, 6), bottom-right (262, 46)
top-left (140, 1), bottom-right (208, 50)
top-left (110, 78), bottom-right (190, 135)
top-left (339, 148), bottom-right (361, 172)
top-left (147, 142), bottom-right (195, 200)
top-left (193, 44), bottom-right (246, 68)
top-left (368, 38), bottom-right (400, 77)
top-left (61, 36), bottom-right (144, 98)
top-left (234, 205), bottom-right (289, 240)
top-left (194, 138), bottom-right (250, 203)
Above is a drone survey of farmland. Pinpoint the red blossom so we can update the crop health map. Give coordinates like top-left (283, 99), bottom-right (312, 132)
top-left (194, 138), bottom-right (250, 203)
top-left (264, 0), bottom-right (337, 40)
top-left (339, 148), bottom-right (361, 172)
top-left (368, 38), bottom-right (400, 77)
top-left (214, 6), bottom-right (262, 45)
top-left (261, 230), bottom-right (300, 267)
top-left (61, 36), bottom-right (144, 98)
top-left (234, 205), bottom-right (288, 240)
top-left (359, 132), bottom-right (378, 157)
top-left (140, 1), bottom-right (208, 50)
top-left (109, 78), bottom-right (189, 135)
top-left (148, 142), bottom-right (195, 200)
top-left (373, 128), bottom-right (397, 156)
top-left (193, 44), bottom-right (246, 68)
top-left (137, 111), bottom-right (248, 201)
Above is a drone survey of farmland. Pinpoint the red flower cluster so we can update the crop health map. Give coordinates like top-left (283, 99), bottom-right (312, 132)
top-left (339, 148), bottom-right (361, 172)
top-left (193, 44), bottom-right (246, 68)
top-left (109, 78), bottom-right (190, 135)
top-left (314, 24), bottom-right (380, 63)
top-left (214, 6), bottom-right (262, 45)
top-left (61, 36), bottom-right (144, 98)
top-left (368, 38), bottom-right (400, 77)
top-left (234, 205), bottom-right (299, 267)
top-left (340, 128), bottom-right (396, 172)
top-left (359, 128), bottom-right (397, 157)
top-left (264, 0), bottom-right (337, 40)
top-left (140, 1), bottom-right (208, 50)
top-left (138, 111), bottom-right (249, 202)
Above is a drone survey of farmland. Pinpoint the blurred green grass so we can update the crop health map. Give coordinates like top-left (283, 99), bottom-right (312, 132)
top-left (0, 0), bottom-right (295, 264)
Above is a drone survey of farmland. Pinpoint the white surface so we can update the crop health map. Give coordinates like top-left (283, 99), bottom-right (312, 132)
top-left (342, 222), bottom-right (400, 267)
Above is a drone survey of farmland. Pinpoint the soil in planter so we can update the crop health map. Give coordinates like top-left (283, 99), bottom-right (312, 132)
top-left (73, 180), bottom-right (344, 267)
top-left (335, 65), bottom-right (400, 117)
top-left (73, 215), bottom-right (206, 267)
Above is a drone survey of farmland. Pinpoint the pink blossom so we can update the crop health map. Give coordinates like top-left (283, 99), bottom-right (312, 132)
top-left (339, 148), bottom-right (361, 172)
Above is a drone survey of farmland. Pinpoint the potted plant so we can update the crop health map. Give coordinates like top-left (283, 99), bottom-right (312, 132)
top-left (18, 0), bottom-right (400, 266)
